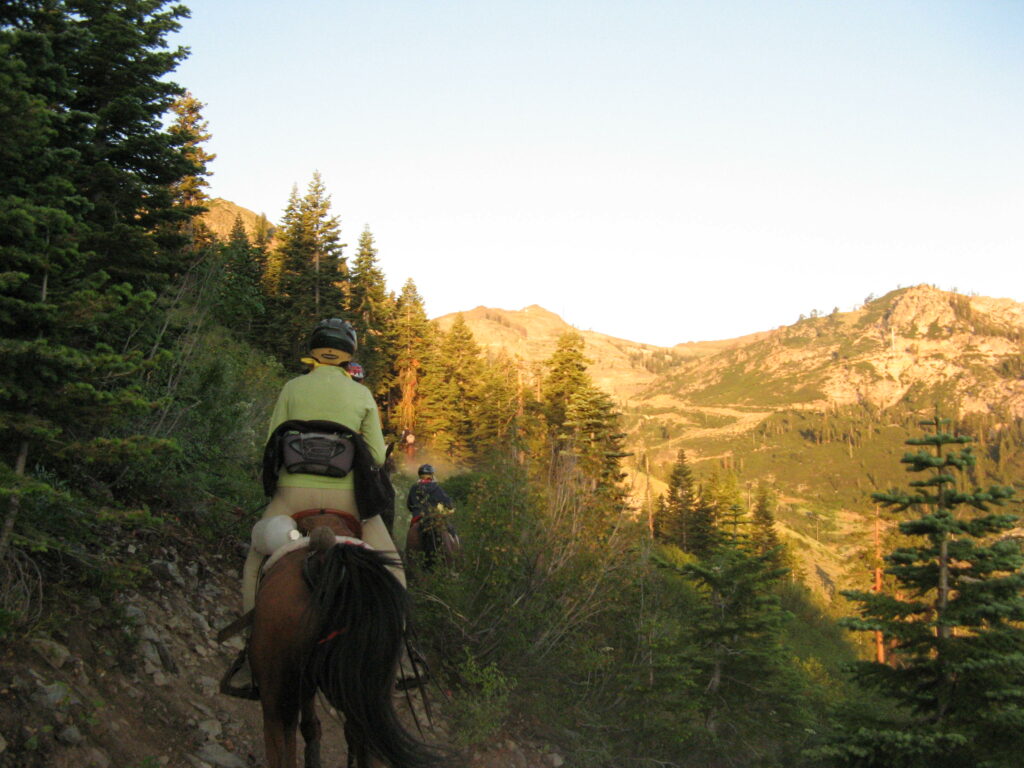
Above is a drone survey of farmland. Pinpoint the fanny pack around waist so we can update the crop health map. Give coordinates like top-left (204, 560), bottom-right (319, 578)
top-left (280, 430), bottom-right (356, 478)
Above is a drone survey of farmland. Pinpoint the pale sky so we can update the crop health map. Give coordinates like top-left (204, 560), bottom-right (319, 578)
top-left (172, 1), bottom-right (1023, 347)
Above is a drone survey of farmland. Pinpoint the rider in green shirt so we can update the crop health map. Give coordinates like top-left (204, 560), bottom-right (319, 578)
top-left (242, 317), bottom-right (403, 613)
top-left (224, 319), bottom-right (406, 699)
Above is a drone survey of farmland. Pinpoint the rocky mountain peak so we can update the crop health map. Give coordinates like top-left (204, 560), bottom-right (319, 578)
top-left (882, 284), bottom-right (960, 335)
top-left (874, 284), bottom-right (1023, 343)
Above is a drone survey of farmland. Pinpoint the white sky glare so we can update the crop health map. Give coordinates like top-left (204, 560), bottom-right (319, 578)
top-left (172, 1), bottom-right (1024, 348)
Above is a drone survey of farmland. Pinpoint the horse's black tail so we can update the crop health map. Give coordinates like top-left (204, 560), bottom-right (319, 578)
top-left (303, 540), bottom-right (442, 768)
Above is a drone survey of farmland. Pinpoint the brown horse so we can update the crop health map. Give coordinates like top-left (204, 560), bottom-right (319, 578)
top-left (249, 510), bottom-right (440, 768)
top-left (404, 512), bottom-right (461, 573)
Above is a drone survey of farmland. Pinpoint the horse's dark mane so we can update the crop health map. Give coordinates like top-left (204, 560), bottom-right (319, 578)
top-left (302, 545), bottom-right (443, 768)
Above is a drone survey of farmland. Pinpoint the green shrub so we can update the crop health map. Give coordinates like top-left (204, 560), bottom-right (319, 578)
top-left (446, 648), bottom-right (517, 746)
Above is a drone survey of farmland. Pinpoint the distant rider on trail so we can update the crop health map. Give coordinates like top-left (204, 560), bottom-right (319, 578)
top-left (407, 464), bottom-right (454, 519)
top-left (405, 464), bottom-right (461, 571)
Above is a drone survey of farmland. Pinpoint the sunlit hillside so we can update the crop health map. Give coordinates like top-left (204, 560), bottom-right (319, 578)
top-left (200, 197), bottom-right (276, 243)
top-left (442, 285), bottom-right (1024, 598)
top-left (434, 304), bottom-right (765, 401)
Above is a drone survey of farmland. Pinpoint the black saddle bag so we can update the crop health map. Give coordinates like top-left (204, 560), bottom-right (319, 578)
top-left (263, 420), bottom-right (395, 523)
top-left (280, 430), bottom-right (355, 478)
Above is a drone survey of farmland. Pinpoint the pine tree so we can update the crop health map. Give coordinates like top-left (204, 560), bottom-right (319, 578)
top-left (346, 227), bottom-right (395, 397)
top-left (563, 384), bottom-right (629, 490)
top-left (418, 314), bottom-right (485, 462)
top-left (390, 279), bottom-right (432, 437)
top-left (271, 173), bottom-right (346, 363)
top-left (252, 212), bottom-right (274, 250)
top-left (214, 216), bottom-right (265, 336)
top-left (168, 89), bottom-right (215, 216)
top-left (750, 483), bottom-right (786, 570)
top-left (538, 331), bottom-right (628, 496)
top-left (262, 184), bottom-right (298, 297)
top-left (167, 90), bottom-right (216, 253)
top-left (61, 0), bottom-right (197, 286)
top-left (679, 468), bottom-right (745, 561)
top-left (655, 449), bottom-right (699, 549)
top-left (826, 413), bottom-right (1023, 768)
top-left (685, 501), bottom-right (717, 558)
top-left (678, 503), bottom-right (802, 761)
top-left (540, 331), bottom-right (591, 433)
top-left (301, 171), bottom-right (346, 312)
top-left (469, 353), bottom-right (523, 464)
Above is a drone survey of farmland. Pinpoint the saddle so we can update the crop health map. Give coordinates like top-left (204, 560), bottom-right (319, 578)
top-left (218, 508), bottom-right (364, 644)
top-left (292, 508), bottom-right (363, 538)
top-left (217, 508), bottom-right (366, 700)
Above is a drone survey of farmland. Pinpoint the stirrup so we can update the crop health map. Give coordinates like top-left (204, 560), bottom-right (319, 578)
top-left (395, 645), bottom-right (431, 691)
top-left (395, 673), bottom-right (428, 692)
top-left (220, 649), bottom-right (260, 700)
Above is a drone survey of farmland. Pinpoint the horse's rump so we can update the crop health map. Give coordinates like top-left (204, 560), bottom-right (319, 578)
top-left (251, 528), bottom-right (440, 768)
top-left (406, 514), bottom-right (461, 571)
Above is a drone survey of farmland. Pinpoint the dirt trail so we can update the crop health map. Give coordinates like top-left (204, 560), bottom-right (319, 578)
top-left (639, 396), bottom-right (775, 446)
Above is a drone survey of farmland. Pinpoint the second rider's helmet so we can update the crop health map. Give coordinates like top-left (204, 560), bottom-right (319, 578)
top-left (309, 318), bottom-right (357, 354)
top-left (417, 464), bottom-right (435, 477)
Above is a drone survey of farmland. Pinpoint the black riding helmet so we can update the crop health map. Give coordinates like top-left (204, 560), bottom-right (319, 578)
top-left (418, 464), bottom-right (435, 477)
top-left (309, 318), bottom-right (357, 355)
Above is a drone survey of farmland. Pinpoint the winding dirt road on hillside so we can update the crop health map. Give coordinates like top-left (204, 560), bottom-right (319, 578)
top-left (639, 395), bottom-right (776, 445)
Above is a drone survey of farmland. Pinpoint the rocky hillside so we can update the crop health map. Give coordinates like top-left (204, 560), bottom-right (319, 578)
top-left (649, 285), bottom-right (1024, 414)
top-left (443, 286), bottom-right (1024, 457)
top-left (0, 534), bottom-right (566, 768)
top-left (434, 304), bottom-right (762, 402)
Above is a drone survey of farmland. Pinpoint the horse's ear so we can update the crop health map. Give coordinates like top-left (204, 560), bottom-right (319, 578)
top-left (385, 442), bottom-right (394, 460)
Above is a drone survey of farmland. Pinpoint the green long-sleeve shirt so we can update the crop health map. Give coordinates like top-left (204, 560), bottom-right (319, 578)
top-left (267, 364), bottom-right (386, 489)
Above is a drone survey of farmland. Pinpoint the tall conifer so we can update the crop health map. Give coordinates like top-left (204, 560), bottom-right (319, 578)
top-left (827, 413), bottom-right (1023, 768)
top-left (271, 172), bottom-right (346, 363)
top-left (656, 449), bottom-right (699, 549)
top-left (346, 227), bottom-right (394, 396)
top-left (680, 525), bottom-right (801, 760)
top-left (541, 331), bottom-right (591, 433)
top-left (418, 315), bottom-right (486, 462)
top-left (61, 0), bottom-right (197, 285)
top-left (540, 331), bottom-right (628, 495)
top-left (469, 353), bottom-right (524, 463)
top-left (390, 279), bottom-right (432, 436)
top-left (168, 89), bottom-right (215, 235)
top-left (215, 216), bottom-right (265, 336)
top-left (750, 483), bottom-right (786, 570)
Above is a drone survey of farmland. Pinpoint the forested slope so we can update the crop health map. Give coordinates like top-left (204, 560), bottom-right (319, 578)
top-left (3, 4), bottom-right (1023, 768)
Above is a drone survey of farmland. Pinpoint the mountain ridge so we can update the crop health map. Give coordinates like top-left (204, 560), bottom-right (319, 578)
top-left (440, 285), bottom-right (1024, 419)
top-left (434, 304), bottom-right (766, 401)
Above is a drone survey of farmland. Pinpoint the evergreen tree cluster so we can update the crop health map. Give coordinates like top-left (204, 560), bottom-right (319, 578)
top-left (1, 0), bottom-right (202, 561)
top-left (653, 449), bottom-right (787, 568)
